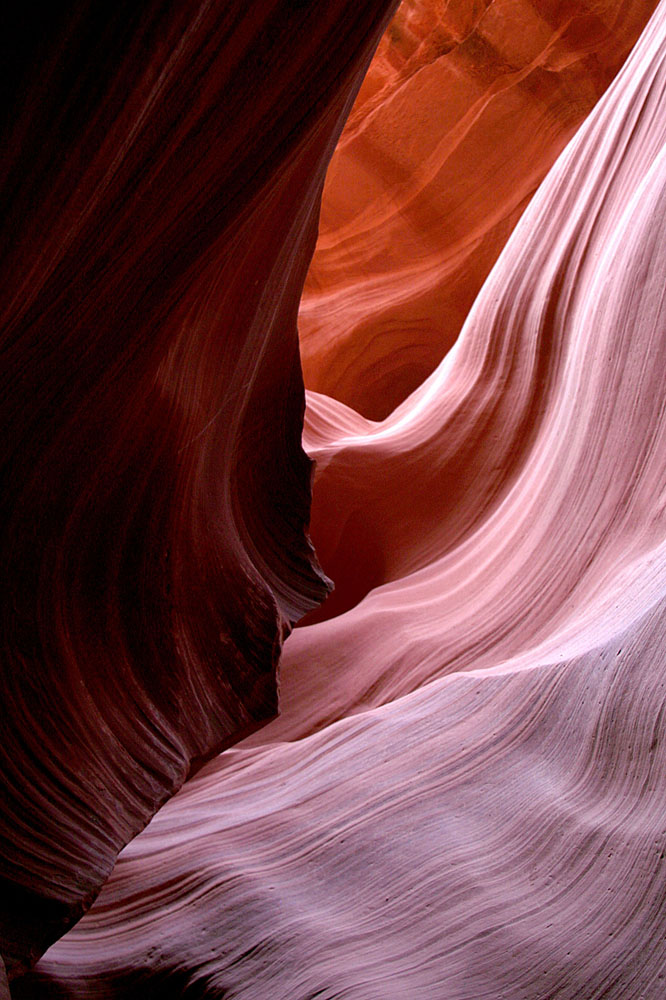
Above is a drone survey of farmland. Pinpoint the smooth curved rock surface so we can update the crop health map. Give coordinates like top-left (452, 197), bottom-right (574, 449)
top-left (294, 0), bottom-right (666, 636)
top-left (0, 0), bottom-right (397, 979)
top-left (16, 3), bottom-right (666, 998)
top-left (18, 595), bottom-right (666, 999)
top-left (300, 0), bottom-right (659, 419)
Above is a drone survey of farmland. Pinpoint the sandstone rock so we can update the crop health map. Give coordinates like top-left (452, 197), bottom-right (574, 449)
top-left (17, 4), bottom-right (666, 997)
top-left (0, 0), bottom-right (397, 978)
top-left (300, 0), bottom-right (659, 419)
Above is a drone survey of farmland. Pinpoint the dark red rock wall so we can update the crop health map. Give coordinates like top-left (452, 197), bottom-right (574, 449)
top-left (0, 0), bottom-right (397, 979)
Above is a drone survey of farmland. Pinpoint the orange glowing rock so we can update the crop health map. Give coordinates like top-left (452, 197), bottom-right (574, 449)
top-left (300, 0), bottom-right (659, 420)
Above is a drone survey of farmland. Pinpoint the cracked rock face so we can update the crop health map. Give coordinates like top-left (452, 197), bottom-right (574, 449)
top-left (6, 1), bottom-right (666, 997)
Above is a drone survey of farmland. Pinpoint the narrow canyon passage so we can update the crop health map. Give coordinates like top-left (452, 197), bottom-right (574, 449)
top-left (5, 2), bottom-right (666, 998)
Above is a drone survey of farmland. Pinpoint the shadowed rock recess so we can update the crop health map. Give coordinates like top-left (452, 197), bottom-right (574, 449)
top-left (5, 0), bottom-right (666, 998)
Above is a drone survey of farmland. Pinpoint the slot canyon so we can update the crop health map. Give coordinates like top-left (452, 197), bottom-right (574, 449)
top-left (2, 1), bottom-right (666, 996)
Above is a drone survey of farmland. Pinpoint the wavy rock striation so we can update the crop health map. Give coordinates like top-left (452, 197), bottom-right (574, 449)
top-left (0, 0), bottom-right (398, 979)
top-left (299, 0), bottom-right (659, 419)
top-left (16, 2), bottom-right (666, 997)
top-left (21, 597), bottom-right (666, 999)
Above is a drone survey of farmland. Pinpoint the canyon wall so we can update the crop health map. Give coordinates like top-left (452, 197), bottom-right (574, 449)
top-left (300, 0), bottom-right (659, 419)
top-left (0, 0), bottom-right (396, 979)
top-left (13, 1), bottom-right (666, 998)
